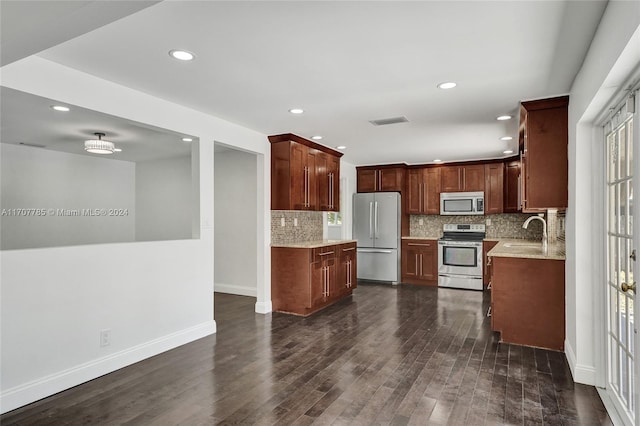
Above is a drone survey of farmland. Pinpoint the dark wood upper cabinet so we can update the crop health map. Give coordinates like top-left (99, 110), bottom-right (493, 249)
top-left (520, 96), bottom-right (569, 212)
top-left (269, 134), bottom-right (342, 211)
top-left (406, 167), bottom-right (441, 215)
top-left (357, 166), bottom-right (405, 192)
top-left (484, 162), bottom-right (504, 215)
top-left (504, 160), bottom-right (521, 213)
top-left (441, 164), bottom-right (485, 192)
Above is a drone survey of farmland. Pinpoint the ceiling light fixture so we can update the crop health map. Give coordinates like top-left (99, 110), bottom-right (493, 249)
top-left (311, 135), bottom-right (323, 140)
top-left (51, 105), bottom-right (70, 112)
top-left (182, 137), bottom-right (193, 142)
top-left (503, 150), bottom-right (514, 155)
top-left (434, 159), bottom-right (443, 163)
top-left (113, 148), bottom-right (122, 152)
top-left (497, 115), bottom-right (512, 121)
top-left (500, 136), bottom-right (513, 141)
top-left (84, 133), bottom-right (115, 155)
top-left (289, 108), bottom-right (304, 114)
top-left (169, 49), bottom-right (195, 61)
top-left (336, 145), bottom-right (346, 150)
top-left (437, 82), bottom-right (457, 89)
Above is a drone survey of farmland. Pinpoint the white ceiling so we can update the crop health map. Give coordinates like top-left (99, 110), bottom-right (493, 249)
top-left (2, 1), bottom-right (607, 166)
top-left (0, 87), bottom-right (194, 162)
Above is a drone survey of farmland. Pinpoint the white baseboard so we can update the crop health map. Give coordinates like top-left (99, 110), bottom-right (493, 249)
top-left (565, 339), bottom-right (596, 385)
top-left (214, 282), bottom-right (257, 297)
top-left (255, 300), bottom-right (272, 314)
top-left (0, 320), bottom-right (216, 414)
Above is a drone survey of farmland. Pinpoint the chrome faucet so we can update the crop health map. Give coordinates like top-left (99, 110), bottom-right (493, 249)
top-left (523, 214), bottom-right (548, 252)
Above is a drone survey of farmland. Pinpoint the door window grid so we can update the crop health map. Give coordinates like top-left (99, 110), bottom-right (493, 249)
top-left (607, 114), bottom-right (635, 417)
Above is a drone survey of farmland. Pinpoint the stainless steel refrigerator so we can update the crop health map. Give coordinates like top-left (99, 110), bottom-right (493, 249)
top-left (353, 192), bottom-right (401, 283)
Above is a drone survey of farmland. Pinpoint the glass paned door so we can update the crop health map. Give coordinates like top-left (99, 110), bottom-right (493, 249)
top-left (607, 111), bottom-right (636, 425)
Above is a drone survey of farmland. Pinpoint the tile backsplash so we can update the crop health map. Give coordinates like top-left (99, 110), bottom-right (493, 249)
top-left (410, 212), bottom-right (565, 240)
top-left (271, 210), bottom-right (323, 244)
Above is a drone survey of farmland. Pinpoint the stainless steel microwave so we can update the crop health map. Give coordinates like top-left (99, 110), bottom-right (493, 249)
top-left (440, 191), bottom-right (485, 215)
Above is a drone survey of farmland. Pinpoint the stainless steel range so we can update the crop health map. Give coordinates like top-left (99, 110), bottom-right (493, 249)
top-left (438, 224), bottom-right (486, 290)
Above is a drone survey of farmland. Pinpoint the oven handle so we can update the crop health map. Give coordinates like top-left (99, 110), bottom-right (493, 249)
top-left (438, 273), bottom-right (483, 279)
top-left (438, 241), bottom-right (483, 246)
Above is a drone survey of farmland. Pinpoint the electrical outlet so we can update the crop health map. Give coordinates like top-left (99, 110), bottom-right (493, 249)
top-left (100, 329), bottom-right (111, 347)
top-left (486, 218), bottom-right (492, 225)
top-left (419, 218), bottom-right (424, 225)
top-left (294, 218), bottom-right (298, 227)
top-left (280, 217), bottom-right (285, 227)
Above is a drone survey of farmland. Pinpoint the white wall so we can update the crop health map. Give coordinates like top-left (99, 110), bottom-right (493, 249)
top-left (566, 0), bottom-right (640, 385)
top-left (340, 160), bottom-right (357, 240)
top-left (0, 56), bottom-right (271, 413)
top-left (0, 143), bottom-right (135, 250)
top-left (214, 149), bottom-right (258, 297)
top-left (135, 155), bottom-right (192, 241)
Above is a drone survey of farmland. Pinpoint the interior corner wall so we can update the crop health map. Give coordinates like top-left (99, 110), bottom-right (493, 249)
top-left (214, 149), bottom-right (258, 297)
top-left (0, 56), bottom-right (269, 413)
top-left (566, 0), bottom-right (640, 385)
top-left (0, 143), bottom-right (136, 250)
top-left (135, 155), bottom-right (192, 242)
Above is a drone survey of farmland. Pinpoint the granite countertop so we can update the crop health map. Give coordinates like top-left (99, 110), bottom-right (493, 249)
top-left (271, 239), bottom-right (357, 249)
top-left (487, 239), bottom-right (566, 260)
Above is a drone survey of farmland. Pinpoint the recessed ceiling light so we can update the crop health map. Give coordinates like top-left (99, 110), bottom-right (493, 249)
top-left (113, 148), bottom-right (122, 152)
top-left (169, 50), bottom-right (195, 61)
top-left (437, 82), bottom-right (457, 89)
top-left (497, 115), bottom-right (512, 121)
top-left (182, 137), bottom-right (193, 142)
top-left (51, 105), bottom-right (70, 112)
top-left (289, 108), bottom-right (304, 114)
top-left (503, 150), bottom-right (514, 154)
top-left (500, 136), bottom-right (513, 141)
top-left (434, 159), bottom-right (443, 163)
top-left (336, 145), bottom-right (347, 150)
top-left (311, 135), bottom-right (323, 140)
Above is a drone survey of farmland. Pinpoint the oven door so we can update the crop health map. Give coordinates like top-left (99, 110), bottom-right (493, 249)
top-left (438, 240), bottom-right (483, 276)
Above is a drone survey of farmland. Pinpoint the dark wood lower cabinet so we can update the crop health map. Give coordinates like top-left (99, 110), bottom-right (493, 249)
top-left (272, 242), bottom-right (357, 316)
top-left (401, 239), bottom-right (437, 285)
top-left (490, 256), bottom-right (565, 350)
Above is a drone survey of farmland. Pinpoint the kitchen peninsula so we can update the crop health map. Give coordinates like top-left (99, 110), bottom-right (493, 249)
top-left (488, 239), bottom-right (566, 350)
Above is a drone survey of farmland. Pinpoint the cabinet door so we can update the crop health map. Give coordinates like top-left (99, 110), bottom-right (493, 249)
top-left (441, 166), bottom-right (462, 192)
top-left (484, 163), bottom-right (504, 214)
top-left (504, 161), bottom-right (521, 213)
top-left (317, 153), bottom-right (330, 211)
top-left (306, 149), bottom-right (318, 210)
top-left (406, 169), bottom-right (423, 214)
top-left (402, 242), bottom-right (421, 279)
top-left (379, 168), bottom-right (404, 192)
top-left (418, 243), bottom-right (437, 280)
top-left (463, 165), bottom-right (485, 192)
top-left (310, 261), bottom-right (325, 308)
top-left (357, 169), bottom-right (377, 192)
top-left (424, 167), bottom-right (441, 214)
top-left (325, 257), bottom-right (337, 300)
top-left (290, 143), bottom-right (307, 209)
top-left (328, 156), bottom-right (340, 212)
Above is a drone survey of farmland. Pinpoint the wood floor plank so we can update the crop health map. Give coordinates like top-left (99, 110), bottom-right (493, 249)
top-left (0, 285), bottom-right (610, 425)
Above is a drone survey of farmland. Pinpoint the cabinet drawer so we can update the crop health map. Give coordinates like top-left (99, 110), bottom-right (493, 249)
top-left (312, 245), bottom-right (337, 262)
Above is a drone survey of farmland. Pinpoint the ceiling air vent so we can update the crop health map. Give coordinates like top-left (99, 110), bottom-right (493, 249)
top-left (19, 142), bottom-right (46, 148)
top-left (369, 116), bottom-right (409, 126)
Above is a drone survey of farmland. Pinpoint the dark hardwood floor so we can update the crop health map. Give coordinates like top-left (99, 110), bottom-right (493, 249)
top-left (2, 284), bottom-right (611, 425)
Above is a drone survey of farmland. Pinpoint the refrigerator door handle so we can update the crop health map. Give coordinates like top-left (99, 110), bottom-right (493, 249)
top-left (374, 201), bottom-right (379, 239)
top-left (369, 202), bottom-right (373, 239)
